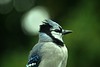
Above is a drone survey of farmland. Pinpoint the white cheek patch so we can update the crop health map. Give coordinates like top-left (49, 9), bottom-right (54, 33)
top-left (51, 31), bottom-right (63, 42)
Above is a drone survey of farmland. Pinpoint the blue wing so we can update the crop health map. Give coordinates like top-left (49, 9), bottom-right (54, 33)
top-left (26, 56), bottom-right (41, 67)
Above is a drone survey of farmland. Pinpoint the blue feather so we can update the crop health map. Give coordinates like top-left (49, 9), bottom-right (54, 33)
top-left (26, 56), bottom-right (41, 67)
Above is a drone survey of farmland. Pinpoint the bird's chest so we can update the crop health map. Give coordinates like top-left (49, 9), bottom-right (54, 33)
top-left (41, 42), bottom-right (68, 61)
top-left (41, 42), bottom-right (68, 58)
top-left (60, 45), bottom-right (67, 56)
top-left (58, 45), bottom-right (68, 66)
top-left (60, 45), bottom-right (68, 58)
top-left (39, 42), bottom-right (68, 67)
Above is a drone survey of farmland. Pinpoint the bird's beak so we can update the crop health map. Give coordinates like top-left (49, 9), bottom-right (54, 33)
top-left (62, 30), bottom-right (72, 35)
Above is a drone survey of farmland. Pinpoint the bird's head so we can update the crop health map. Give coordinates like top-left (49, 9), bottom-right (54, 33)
top-left (39, 19), bottom-right (72, 42)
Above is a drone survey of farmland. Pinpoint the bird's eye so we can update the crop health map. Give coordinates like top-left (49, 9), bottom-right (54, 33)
top-left (54, 29), bottom-right (62, 33)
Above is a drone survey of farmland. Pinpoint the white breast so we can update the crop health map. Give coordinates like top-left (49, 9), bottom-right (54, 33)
top-left (39, 42), bottom-right (68, 67)
top-left (58, 45), bottom-right (68, 67)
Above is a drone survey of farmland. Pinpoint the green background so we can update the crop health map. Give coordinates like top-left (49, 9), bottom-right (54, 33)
top-left (0, 0), bottom-right (100, 67)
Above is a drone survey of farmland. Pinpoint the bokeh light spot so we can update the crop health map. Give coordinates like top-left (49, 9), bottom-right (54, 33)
top-left (0, 0), bottom-right (12, 5)
top-left (0, 0), bottom-right (13, 14)
top-left (22, 6), bottom-right (50, 35)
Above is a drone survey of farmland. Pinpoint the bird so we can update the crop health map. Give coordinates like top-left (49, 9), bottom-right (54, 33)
top-left (26, 19), bottom-right (72, 67)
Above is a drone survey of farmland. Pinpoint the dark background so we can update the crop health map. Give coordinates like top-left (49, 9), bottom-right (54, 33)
top-left (0, 0), bottom-right (100, 67)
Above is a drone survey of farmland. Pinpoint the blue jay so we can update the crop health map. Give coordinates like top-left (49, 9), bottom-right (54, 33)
top-left (26, 20), bottom-right (72, 67)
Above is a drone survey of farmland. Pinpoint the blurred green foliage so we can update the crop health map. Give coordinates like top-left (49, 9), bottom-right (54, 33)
top-left (0, 0), bottom-right (100, 67)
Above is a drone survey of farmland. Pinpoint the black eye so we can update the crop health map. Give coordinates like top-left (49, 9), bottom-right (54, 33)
top-left (54, 29), bottom-right (62, 33)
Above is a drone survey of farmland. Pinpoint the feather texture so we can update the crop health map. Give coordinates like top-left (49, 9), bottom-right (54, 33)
top-left (26, 56), bottom-right (41, 67)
